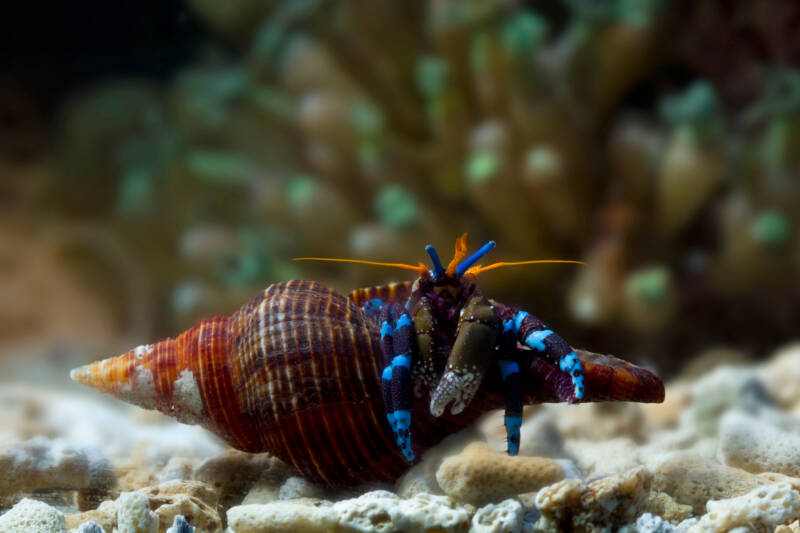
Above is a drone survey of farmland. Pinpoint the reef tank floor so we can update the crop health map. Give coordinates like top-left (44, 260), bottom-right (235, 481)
top-left (1, 344), bottom-right (799, 532)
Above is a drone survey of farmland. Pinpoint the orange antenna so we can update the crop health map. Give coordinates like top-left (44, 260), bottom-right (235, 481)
top-left (293, 257), bottom-right (428, 276)
top-left (465, 259), bottom-right (585, 276)
top-left (445, 233), bottom-right (469, 276)
top-left (293, 235), bottom-right (583, 280)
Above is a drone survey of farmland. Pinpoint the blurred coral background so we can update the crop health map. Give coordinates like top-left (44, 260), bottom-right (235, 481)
top-left (1, 0), bottom-right (799, 383)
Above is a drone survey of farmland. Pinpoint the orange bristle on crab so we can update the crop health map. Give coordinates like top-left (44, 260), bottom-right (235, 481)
top-left (71, 235), bottom-right (663, 487)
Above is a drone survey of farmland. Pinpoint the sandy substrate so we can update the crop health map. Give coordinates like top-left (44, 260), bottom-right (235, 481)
top-left (1, 344), bottom-right (800, 532)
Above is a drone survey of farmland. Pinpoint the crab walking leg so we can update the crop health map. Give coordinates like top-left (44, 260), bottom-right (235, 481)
top-left (494, 303), bottom-right (585, 401)
top-left (379, 306), bottom-right (399, 439)
top-left (391, 312), bottom-right (415, 462)
top-left (363, 297), bottom-right (384, 318)
top-left (497, 319), bottom-right (523, 456)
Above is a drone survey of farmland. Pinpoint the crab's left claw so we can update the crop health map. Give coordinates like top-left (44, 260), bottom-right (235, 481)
top-left (430, 295), bottom-right (499, 416)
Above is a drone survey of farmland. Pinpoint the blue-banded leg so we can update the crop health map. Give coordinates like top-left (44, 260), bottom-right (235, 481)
top-left (379, 306), bottom-right (397, 436)
top-left (364, 298), bottom-right (384, 318)
top-left (494, 304), bottom-right (585, 402)
top-left (497, 318), bottom-right (523, 456)
top-left (391, 312), bottom-right (415, 461)
top-left (378, 305), bottom-right (416, 462)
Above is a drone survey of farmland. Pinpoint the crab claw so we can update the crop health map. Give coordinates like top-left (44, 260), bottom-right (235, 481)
top-left (429, 295), bottom-right (498, 417)
top-left (429, 369), bottom-right (480, 416)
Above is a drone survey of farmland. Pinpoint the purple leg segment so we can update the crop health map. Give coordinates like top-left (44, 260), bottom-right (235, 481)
top-left (494, 303), bottom-right (585, 402)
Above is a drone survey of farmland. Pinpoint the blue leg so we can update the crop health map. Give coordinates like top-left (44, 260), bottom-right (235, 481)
top-left (498, 319), bottom-right (523, 456)
top-left (364, 298), bottom-right (384, 318)
top-left (493, 304), bottom-right (585, 402)
top-left (515, 310), bottom-right (584, 401)
top-left (391, 312), bottom-right (415, 462)
top-left (378, 306), bottom-right (416, 462)
top-left (379, 306), bottom-right (397, 436)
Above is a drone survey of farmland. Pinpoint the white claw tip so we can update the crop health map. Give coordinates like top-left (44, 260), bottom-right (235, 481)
top-left (429, 400), bottom-right (445, 418)
top-left (449, 402), bottom-right (466, 415)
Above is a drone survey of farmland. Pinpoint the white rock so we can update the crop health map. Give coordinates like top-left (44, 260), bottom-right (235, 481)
top-left (84, 446), bottom-right (115, 491)
top-left (633, 513), bottom-right (674, 533)
top-left (227, 500), bottom-right (335, 533)
top-left (395, 426), bottom-right (481, 498)
top-left (0, 385), bottom-right (223, 466)
top-left (49, 387), bottom-right (222, 461)
top-left (718, 410), bottom-right (800, 476)
top-left (641, 434), bottom-right (721, 479)
top-left (278, 476), bottom-right (324, 500)
top-left (0, 498), bottom-right (67, 533)
top-left (565, 437), bottom-right (641, 478)
top-left (680, 366), bottom-right (770, 438)
top-left (74, 521), bottom-right (105, 533)
top-left (157, 457), bottom-right (196, 482)
top-left (758, 343), bottom-right (800, 408)
top-left (754, 405), bottom-right (800, 434)
top-left (240, 481), bottom-right (280, 506)
top-left (227, 491), bottom-right (470, 533)
top-left (688, 482), bottom-right (800, 533)
top-left (471, 499), bottom-right (523, 533)
top-left (0, 437), bottom-right (94, 495)
top-left (334, 491), bottom-right (469, 533)
top-left (674, 518), bottom-right (699, 532)
top-left (116, 491), bottom-right (158, 533)
top-left (639, 426), bottom-right (700, 459)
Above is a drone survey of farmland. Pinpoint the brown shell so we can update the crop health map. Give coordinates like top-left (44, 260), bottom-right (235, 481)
top-left (72, 281), bottom-right (408, 485)
top-left (71, 280), bottom-right (664, 486)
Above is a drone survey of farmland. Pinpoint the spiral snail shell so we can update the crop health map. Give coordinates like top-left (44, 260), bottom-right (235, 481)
top-left (71, 239), bottom-right (664, 487)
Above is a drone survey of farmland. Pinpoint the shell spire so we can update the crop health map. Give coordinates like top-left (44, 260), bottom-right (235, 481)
top-left (70, 316), bottom-right (229, 428)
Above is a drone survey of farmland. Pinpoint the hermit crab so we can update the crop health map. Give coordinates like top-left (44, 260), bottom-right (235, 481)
top-left (71, 235), bottom-right (664, 486)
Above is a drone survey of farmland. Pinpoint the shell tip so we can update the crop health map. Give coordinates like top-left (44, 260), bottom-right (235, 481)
top-left (69, 365), bottom-right (90, 385)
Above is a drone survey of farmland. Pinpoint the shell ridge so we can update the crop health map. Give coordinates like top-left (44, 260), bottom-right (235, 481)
top-left (285, 282), bottom-right (330, 483)
top-left (300, 302), bottom-right (348, 482)
top-left (342, 303), bottom-right (397, 479)
top-left (266, 280), bottom-right (306, 473)
top-left (199, 317), bottom-right (241, 442)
